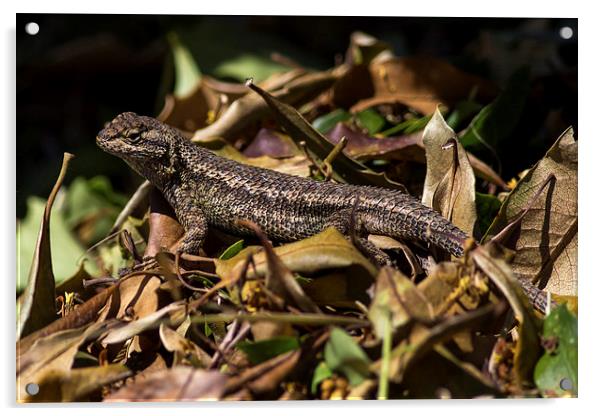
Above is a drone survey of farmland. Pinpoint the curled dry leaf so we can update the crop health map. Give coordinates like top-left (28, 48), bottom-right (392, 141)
top-left (193, 70), bottom-right (337, 143)
top-left (486, 128), bottom-right (577, 296)
top-left (326, 123), bottom-right (425, 163)
top-left (17, 321), bottom-right (113, 401)
top-left (105, 366), bottom-right (228, 401)
top-left (225, 350), bottom-right (301, 396)
top-left (157, 79), bottom-right (221, 132)
top-left (196, 135), bottom-right (311, 178)
top-left (471, 242), bottom-right (542, 386)
top-left (144, 188), bottom-right (185, 257)
top-left (239, 220), bottom-right (321, 314)
top-left (102, 301), bottom-right (186, 345)
top-left (368, 267), bottom-right (433, 340)
top-left (246, 80), bottom-right (407, 190)
top-left (367, 57), bottom-right (497, 115)
top-left (422, 108), bottom-right (477, 236)
top-left (215, 227), bottom-right (378, 285)
top-left (23, 364), bottom-right (130, 403)
top-left (243, 128), bottom-right (300, 158)
top-left (383, 302), bottom-right (500, 384)
top-left (18, 153), bottom-right (74, 339)
top-left (324, 122), bottom-right (505, 189)
top-left (159, 323), bottom-right (213, 368)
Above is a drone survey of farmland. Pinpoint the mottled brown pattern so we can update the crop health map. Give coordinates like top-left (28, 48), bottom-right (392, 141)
top-left (96, 112), bottom-right (549, 311)
top-left (97, 112), bottom-right (467, 257)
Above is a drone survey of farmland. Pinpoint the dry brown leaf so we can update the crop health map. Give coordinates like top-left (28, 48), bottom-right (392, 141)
top-left (18, 153), bottom-right (74, 339)
top-left (145, 188), bottom-right (185, 257)
top-left (368, 57), bottom-right (497, 115)
top-left (159, 323), bottom-right (212, 368)
top-left (101, 301), bottom-right (186, 345)
top-left (225, 350), bottom-right (301, 396)
top-left (471, 242), bottom-right (542, 386)
top-left (105, 366), bottom-right (228, 401)
top-left (239, 220), bottom-right (321, 314)
top-left (422, 108), bottom-right (477, 235)
top-left (193, 70), bottom-right (337, 142)
top-left (23, 364), bottom-right (130, 403)
top-left (486, 128), bottom-right (577, 296)
top-left (215, 227), bottom-right (378, 285)
top-left (157, 79), bottom-right (221, 132)
top-left (243, 128), bottom-right (300, 158)
top-left (17, 321), bottom-right (112, 401)
top-left (368, 267), bottom-right (433, 340)
top-left (382, 303), bottom-right (499, 384)
top-left (195, 135), bottom-right (311, 178)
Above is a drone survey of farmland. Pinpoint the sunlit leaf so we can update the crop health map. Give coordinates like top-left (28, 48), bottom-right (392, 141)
top-left (534, 304), bottom-right (577, 397)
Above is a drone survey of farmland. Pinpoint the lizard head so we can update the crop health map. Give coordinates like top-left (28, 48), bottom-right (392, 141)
top-left (97, 112), bottom-right (180, 181)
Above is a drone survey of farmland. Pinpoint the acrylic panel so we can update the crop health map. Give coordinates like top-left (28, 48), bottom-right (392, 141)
top-left (16, 14), bottom-right (578, 402)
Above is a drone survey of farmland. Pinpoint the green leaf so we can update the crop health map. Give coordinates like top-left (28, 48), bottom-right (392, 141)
top-left (355, 108), bottom-right (386, 135)
top-left (64, 176), bottom-right (127, 244)
top-left (475, 192), bottom-right (502, 238)
top-left (534, 304), bottom-right (577, 397)
top-left (460, 67), bottom-right (530, 154)
top-left (237, 336), bottom-right (300, 365)
top-left (218, 239), bottom-right (245, 260)
top-left (167, 32), bottom-right (202, 98)
top-left (17, 197), bottom-right (88, 292)
top-left (324, 327), bottom-right (371, 386)
top-left (380, 114), bottom-right (432, 137)
top-left (311, 361), bottom-right (333, 394)
top-left (446, 100), bottom-right (483, 130)
top-left (214, 53), bottom-right (289, 83)
top-left (312, 109), bottom-right (351, 134)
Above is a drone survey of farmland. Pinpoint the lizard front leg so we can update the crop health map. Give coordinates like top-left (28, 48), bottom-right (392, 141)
top-left (175, 203), bottom-right (208, 255)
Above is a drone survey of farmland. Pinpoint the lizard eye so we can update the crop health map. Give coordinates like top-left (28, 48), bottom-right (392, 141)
top-left (123, 128), bottom-right (144, 143)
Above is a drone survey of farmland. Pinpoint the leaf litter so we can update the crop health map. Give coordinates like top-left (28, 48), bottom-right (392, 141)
top-left (16, 32), bottom-right (577, 402)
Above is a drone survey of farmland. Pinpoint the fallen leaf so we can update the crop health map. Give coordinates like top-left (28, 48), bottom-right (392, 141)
top-left (193, 70), bottom-right (337, 143)
top-left (239, 220), bottom-right (321, 313)
top-left (368, 267), bottom-right (433, 339)
top-left (325, 123), bottom-right (425, 163)
top-left (368, 57), bottom-right (497, 115)
top-left (144, 188), bottom-right (185, 257)
top-left (486, 128), bottom-right (577, 296)
top-left (17, 321), bottom-right (112, 401)
top-left (237, 336), bottom-right (300, 365)
top-left (23, 364), bottom-right (130, 403)
top-left (247, 80), bottom-right (407, 190)
top-left (243, 128), bottom-right (300, 158)
top-left (105, 366), bottom-right (228, 401)
top-left (471, 243), bottom-right (542, 386)
top-left (422, 108), bottom-right (477, 235)
top-left (324, 328), bottom-right (372, 386)
top-left (534, 304), bottom-right (577, 397)
top-left (159, 323), bottom-right (212, 368)
top-left (18, 153), bottom-right (75, 339)
top-left (102, 301), bottom-right (186, 345)
top-left (215, 227), bottom-right (378, 285)
top-left (195, 135), bottom-right (311, 178)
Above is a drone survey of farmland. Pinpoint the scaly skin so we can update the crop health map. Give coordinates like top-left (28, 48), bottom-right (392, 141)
top-left (97, 112), bottom-right (467, 257)
top-left (97, 112), bottom-right (552, 312)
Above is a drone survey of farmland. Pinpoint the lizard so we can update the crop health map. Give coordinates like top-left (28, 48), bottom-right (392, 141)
top-left (96, 112), bottom-right (553, 313)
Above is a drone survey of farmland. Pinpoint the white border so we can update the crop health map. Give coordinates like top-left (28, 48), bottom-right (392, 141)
top-left (2, 1), bottom-right (598, 415)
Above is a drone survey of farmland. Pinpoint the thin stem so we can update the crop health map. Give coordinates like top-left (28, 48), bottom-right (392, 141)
top-left (377, 310), bottom-right (392, 400)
